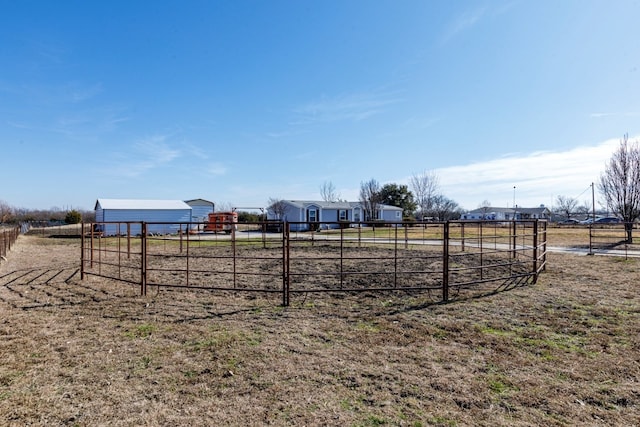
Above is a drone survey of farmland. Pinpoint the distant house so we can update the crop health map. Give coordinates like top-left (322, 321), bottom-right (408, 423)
top-left (185, 198), bottom-right (215, 223)
top-left (267, 200), bottom-right (403, 231)
top-left (461, 205), bottom-right (551, 221)
top-left (94, 198), bottom-right (193, 235)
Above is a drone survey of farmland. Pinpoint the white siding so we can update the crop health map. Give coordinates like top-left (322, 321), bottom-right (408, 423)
top-left (185, 199), bottom-right (215, 223)
top-left (95, 199), bottom-right (192, 235)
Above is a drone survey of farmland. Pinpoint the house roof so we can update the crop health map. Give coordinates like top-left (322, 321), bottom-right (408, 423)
top-left (95, 199), bottom-right (192, 210)
top-left (285, 200), bottom-right (402, 210)
top-left (467, 206), bottom-right (550, 214)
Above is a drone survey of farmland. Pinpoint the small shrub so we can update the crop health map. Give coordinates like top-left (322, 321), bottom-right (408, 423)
top-left (65, 210), bottom-right (82, 224)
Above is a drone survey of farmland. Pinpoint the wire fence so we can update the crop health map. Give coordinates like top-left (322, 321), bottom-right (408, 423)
top-left (0, 225), bottom-right (21, 259)
top-left (589, 222), bottom-right (638, 258)
top-left (81, 220), bottom-right (548, 306)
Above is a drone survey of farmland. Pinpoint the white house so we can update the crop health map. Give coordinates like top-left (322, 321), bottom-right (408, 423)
top-left (461, 205), bottom-right (551, 221)
top-left (94, 199), bottom-right (193, 235)
top-left (267, 200), bottom-right (403, 231)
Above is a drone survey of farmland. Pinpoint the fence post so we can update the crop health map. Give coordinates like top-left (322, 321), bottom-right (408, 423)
top-left (394, 225), bottom-right (398, 288)
top-left (81, 222), bottom-right (85, 280)
top-left (186, 223), bottom-right (190, 287)
top-left (127, 223), bottom-right (131, 259)
top-left (532, 220), bottom-right (538, 283)
top-left (340, 226), bottom-right (344, 289)
top-left (282, 222), bottom-right (290, 307)
top-left (479, 221), bottom-right (484, 281)
top-left (232, 222), bottom-right (237, 288)
top-left (141, 222), bottom-right (147, 296)
top-left (542, 221), bottom-right (547, 271)
top-left (442, 221), bottom-right (449, 302)
top-left (511, 222), bottom-right (518, 259)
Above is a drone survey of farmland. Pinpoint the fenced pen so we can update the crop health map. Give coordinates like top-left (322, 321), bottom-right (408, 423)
top-left (80, 220), bottom-right (548, 306)
top-left (1, 225), bottom-right (21, 259)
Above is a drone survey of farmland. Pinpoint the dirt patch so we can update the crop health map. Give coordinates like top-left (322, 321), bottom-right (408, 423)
top-left (0, 235), bottom-right (639, 426)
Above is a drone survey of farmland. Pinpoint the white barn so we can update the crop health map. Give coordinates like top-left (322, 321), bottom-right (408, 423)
top-left (94, 199), bottom-right (193, 235)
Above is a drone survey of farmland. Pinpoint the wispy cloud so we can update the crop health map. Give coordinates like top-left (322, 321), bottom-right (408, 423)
top-left (266, 128), bottom-right (309, 139)
top-left (1, 80), bottom-right (104, 106)
top-left (401, 115), bottom-right (442, 129)
top-left (432, 138), bottom-right (623, 208)
top-left (70, 82), bottom-right (103, 103)
top-left (590, 112), bottom-right (640, 118)
top-left (440, 7), bottom-right (487, 44)
top-left (6, 120), bottom-right (31, 129)
top-left (207, 162), bottom-right (227, 176)
top-left (107, 135), bottom-right (182, 178)
top-left (292, 91), bottom-right (401, 125)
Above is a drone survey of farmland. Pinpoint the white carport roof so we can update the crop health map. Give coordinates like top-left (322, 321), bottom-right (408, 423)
top-left (95, 199), bottom-right (192, 210)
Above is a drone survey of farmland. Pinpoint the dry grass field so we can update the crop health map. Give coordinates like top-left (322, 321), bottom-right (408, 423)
top-left (0, 233), bottom-right (639, 426)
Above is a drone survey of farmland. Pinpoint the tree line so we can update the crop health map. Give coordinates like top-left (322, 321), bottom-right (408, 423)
top-left (0, 202), bottom-right (94, 225)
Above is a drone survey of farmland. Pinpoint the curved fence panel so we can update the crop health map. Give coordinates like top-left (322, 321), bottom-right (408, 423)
top-left (81, 220), bottom-right (548, 306)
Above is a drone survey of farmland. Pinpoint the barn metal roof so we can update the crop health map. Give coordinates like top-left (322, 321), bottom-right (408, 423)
top-left (95, 199), bottom-right (192, 210)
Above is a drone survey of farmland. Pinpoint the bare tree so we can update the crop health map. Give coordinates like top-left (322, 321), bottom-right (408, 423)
top-left (319, 181), bottom-right (340, 202)
top-left (598, 134), bottom-right (640, 242)
top-left (555, 195), bottom-right (579, 220)
top-left (0, 200), bottom-right (15, 224)
top-left (216, 202), bottom-right (233, 212)
top-left (576, 200), bottom-right (592, 216)
top-left (409, 170), bottom-right (439, 220)
top-left (430, 194), bottom-right (462, 221)
top-left (359, 179), bottom-right (381, 221)
top-left (267, 198), bottom-right (288, 220)
top-left (478, 200), bottom-right (492, 219)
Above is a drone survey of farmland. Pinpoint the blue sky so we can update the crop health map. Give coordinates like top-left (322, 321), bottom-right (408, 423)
top-left (1, 0), bottom-right (639, 212)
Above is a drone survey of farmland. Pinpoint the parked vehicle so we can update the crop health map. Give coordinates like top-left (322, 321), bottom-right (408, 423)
top-left (579, 216), bottom-right (621, 224)
top-left (558, 218), bottom-right (579, 225)
top-left (594, 217), bottom-right (621, 224)
top-left (203, 211), bottom-right (238, 233)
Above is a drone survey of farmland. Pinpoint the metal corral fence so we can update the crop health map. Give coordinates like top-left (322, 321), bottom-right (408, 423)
top-left (589, 222), bottom-right (639, 258)
top-left (80, 220), bottom-right (548, 306)
top-left (1, 225), bottom-right (21, 259)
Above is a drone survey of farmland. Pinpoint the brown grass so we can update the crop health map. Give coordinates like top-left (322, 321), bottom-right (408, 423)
top-left (0, 234), bottom-right (639, 426)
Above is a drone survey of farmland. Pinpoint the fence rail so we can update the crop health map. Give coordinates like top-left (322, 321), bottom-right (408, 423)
top-left (589, 222), bottom-right (637, 258)
top-left (81, 220), bottom-right (548, 306)
top-left (0, 225), bottom-right (21, 259)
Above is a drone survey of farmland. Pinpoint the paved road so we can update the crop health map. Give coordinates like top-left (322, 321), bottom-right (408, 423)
top-left (546, 245), bottom-right (640, 258)
top-left (189, 230), bottom-right (640, 258)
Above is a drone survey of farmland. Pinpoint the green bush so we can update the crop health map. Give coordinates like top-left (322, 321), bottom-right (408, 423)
top-left (64, 210), bottom-right (82, 224)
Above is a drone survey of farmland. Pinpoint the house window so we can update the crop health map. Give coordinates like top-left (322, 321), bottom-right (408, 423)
top-left (308, 209), bottom-right (317, 222)
top-left (395, 211), bottom-right (401, 219)
top-left (339, 209), bottom-right (347, 221)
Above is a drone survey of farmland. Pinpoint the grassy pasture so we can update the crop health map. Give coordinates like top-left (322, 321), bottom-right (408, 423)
top-left (0, 234), bottom-right (638, 426)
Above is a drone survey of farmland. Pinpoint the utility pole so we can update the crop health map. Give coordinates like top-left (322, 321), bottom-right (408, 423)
top-left (513, 186), bottom-right (517, 220)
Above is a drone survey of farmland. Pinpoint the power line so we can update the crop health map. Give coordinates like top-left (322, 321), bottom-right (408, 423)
top-left (573, 184), bottom-right (593, 201)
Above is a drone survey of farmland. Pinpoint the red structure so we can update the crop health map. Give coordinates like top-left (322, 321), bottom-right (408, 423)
top-left (203, 212), bottom-right (238, 234)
